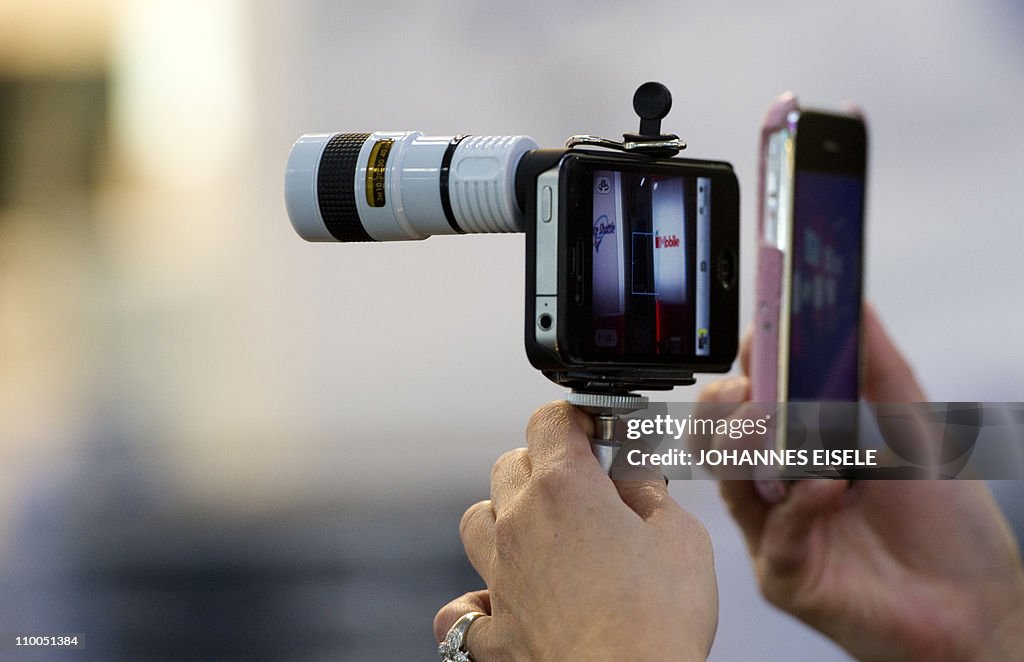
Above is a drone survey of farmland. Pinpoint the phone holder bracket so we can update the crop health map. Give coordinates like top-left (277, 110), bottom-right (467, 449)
top-left (566, 81), bottom-right (686, 158)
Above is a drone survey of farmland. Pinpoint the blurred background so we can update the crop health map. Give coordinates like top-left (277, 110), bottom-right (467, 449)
top-left (1, 0), bottom-right (1022, 659)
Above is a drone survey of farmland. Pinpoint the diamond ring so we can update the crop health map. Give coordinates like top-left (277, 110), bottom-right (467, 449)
top-left (438, 611), bottom-right (486, 662)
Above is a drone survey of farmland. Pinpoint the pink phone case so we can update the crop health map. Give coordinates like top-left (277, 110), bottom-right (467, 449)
top-left (750, 95), bottom-right (867, 503)
top-left (751, 95), bottom-right (867, 403)
top-left (750, 93), bottom-right (799, 403)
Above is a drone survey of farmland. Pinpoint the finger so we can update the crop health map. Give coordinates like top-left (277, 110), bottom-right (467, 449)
top-left (459, 500), bottom-right (497, 584)
top-left (710, 398), bottom-right (787, 502)
top-left (710, 398), bottom-right (776, 553)
top-left (691, 376), bottom-right (750, 457)
top-left (860, 303), bottom-right (940, 469)
top-left (433, 590), bottom-right (492, 643)
top-left (760, 479), bottom-right (849, 574)
top-left (525, 401), bottom-right (600, 476)
top-left (697, 375), bottom-right (749, 406)
top-left (490, 448), bottom-right (531, 516)
top-left (719, 479), bottom-right (771, 555)
top-left (696, 381), bottom-right (777, 553)
top-left (461, 612), bottom-right (497, 661)
top-left (862, 301), bottom-right (926, 402)
top-left (433, 592), bottom-right (500, 661)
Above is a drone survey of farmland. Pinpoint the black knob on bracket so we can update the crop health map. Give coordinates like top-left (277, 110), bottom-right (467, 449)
top-left (633, 81), bottom-right (672, 138)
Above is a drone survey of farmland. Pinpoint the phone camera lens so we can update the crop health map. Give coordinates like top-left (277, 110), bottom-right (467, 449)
top-left (538, 314), bottom-right (553, 331)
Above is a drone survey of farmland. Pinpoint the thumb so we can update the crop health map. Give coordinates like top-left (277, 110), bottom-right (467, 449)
top-left (612, 449), bottom-right (674, 520)
top-left (862, 302), bottom-right (926, 402)
top-left (614, 473), bottom-right (674, 521)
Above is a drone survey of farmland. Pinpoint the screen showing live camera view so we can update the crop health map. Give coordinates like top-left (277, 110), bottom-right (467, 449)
top-left (788, 171), bottom-right (864, 400)
top-left (591, 170), bottom-right (711, 357)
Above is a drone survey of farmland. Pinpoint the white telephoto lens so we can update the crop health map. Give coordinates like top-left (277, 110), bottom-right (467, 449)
top-left (284, 131), bottom-right (538, 242)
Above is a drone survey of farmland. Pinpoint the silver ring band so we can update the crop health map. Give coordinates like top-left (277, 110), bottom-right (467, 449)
top-left (438, 611), bottom-right (486, 662)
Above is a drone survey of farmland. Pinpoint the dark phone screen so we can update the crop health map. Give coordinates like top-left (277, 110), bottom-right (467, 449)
top-left (787, 170), bottom-right (864, 400)
top-left (588, 170), bottom-right (712, 358)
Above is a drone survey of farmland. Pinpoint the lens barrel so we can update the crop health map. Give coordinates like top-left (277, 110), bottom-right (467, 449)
top-left (285, 131), bottom-right (538, 242)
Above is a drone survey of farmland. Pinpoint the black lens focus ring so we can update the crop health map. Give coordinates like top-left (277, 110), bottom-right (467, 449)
top-left (317, 132), bottom-right (374, 242)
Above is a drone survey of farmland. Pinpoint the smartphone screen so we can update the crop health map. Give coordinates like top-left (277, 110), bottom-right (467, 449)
top-left (786, 112), bottom-right (867, 401)
top-left (787, 171), bottom-right (864, 399)
top-left (561, 155), bottom-right (739, 368)
top-left (589, 170), bottom-right (712, 357)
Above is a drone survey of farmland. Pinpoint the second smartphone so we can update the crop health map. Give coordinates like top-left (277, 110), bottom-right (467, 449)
top-left (751, 94), bottom-right (868, 410)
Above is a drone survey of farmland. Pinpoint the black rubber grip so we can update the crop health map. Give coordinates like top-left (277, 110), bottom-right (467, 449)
top-left (317, 132), bottom-right (374, 242)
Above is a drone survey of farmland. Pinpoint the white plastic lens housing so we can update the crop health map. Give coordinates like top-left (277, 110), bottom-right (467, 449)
top-left (284, 131), bottom-right (538, 242)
